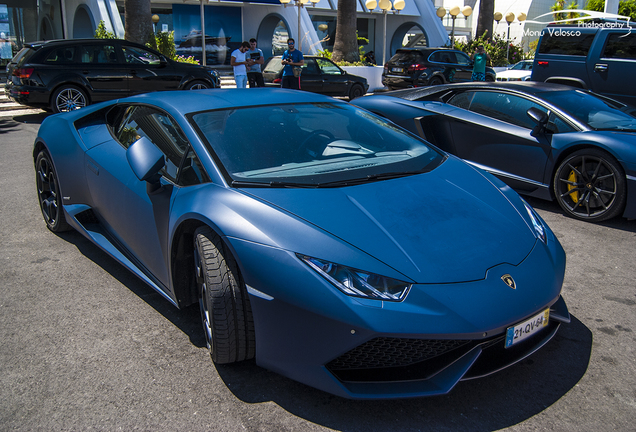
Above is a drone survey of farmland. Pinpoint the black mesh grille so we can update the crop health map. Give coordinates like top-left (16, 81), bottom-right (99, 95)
top-left (327, 337), bottom-right (470, 370)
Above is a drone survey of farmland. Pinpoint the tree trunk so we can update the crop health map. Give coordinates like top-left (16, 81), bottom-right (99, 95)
top-left (476, 0), bottom-right (494, 40)
top-left (125, 0), bottom-right (152, 44)
top-left (332, 0), bottom-right (359, 63)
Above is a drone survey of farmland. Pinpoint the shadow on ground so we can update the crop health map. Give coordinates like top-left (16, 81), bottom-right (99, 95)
top-left (54, 227), bottom-right (591, 432)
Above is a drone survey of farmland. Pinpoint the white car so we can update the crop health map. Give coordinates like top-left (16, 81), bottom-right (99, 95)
top-left (496, 60), bottom-right (533, 81)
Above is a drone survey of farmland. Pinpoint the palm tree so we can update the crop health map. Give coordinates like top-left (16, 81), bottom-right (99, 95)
top-left (552, 0), bottom-right (579, 21)
top-left (476, 0), bottom-right (494, 40)
top-left (332, 0), bottom-right (359, 62)
top-left (125, 0), bottom-right (152, 44)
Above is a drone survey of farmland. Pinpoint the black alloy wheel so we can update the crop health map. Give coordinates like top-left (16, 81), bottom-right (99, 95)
top-left (194, 226), bottom-right (255, 364)
top-left (553, 149), bottom-right (626, 222)
top-left (35, 151), bottom-right (71, 232)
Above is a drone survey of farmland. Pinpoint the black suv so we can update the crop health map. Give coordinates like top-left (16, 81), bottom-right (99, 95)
top-left (382, 48), bottom-right (495, 90)
top-left (262, 55), bottom-right (369, 100)
top-left (5, 39), bottom-right (220, 113)
top-left (531, 22), bottom-right (636, 106)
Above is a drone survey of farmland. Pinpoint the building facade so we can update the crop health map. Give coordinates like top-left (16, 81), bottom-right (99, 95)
top-left (1, 0), bottom-right (450, 67)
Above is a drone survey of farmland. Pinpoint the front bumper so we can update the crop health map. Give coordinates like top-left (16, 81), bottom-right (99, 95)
top-left (228, 231), bottom-right (568, 399)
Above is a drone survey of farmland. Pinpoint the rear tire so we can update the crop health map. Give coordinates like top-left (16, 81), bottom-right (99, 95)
top-left (194, 226), bottom-right (255, 364)
top-left (51, 85), bottom-right (88, 113)
top-left (428, 77), bottom-right (443, 86)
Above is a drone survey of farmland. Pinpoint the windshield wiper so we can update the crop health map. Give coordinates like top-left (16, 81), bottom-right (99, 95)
top-left (232, 171), bottom-right (423, 189)
top-left (314, 170), bottom-right (423, 188)
top-left (232, 180), bottom-right (318, 188)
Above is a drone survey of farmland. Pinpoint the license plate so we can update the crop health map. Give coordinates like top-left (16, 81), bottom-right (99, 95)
top-left (391, 67), bottom-right (403, 73)
top-left (505, 308), bottom-right (549, 348)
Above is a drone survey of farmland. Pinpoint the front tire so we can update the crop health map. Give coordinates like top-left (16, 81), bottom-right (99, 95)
top-left (348, 84), bottom-right (365, 100)
top-left (185, 80), bottom-right (211, 90)
top-left (553, 149), bottom-right (626, 222)
top-left (35, 150), bottom-right (71, 232)
top-left (51, 85), bottom-right (88, 113)
top-left (194, 226), bottom-right (255, 364)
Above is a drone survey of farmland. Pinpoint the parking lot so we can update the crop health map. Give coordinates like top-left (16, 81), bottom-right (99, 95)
top-left (1, 112), bottom-right (635, 431)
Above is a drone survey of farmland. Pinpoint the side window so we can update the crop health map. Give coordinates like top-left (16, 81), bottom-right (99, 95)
top-left (77, 44), bottom-right (118, 64)
top-left (316, 58), bottom-right (342, 75)
top-left (301, 58), bottom-right (319, 74)
top-left (454, 91), bottom-right (546, 129)
top-left (45, 47), bottom-right (75, 63)
top-left (447, 91), bottom-right (474, 109)
top-left (602, 33), bottom-right (636, 60)
top-left (455, 52), bottom-right (471, 65)
top-left (431, 51), bottom-right (455, 63)
top-left (114, 105), bottom-right (192, 184)
top-left (122, 46), bottom-right (162, 65)
top-left (537, 32), bottom-right (595, 55)
top-left (546, 113), bottom-right (576, 133)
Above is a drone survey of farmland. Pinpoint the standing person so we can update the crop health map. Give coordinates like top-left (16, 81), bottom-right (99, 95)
top-left (471, 44), bottom-right (491, 82)
top-left (281, 38), bottom-right (304, 90)
top-left (246, 38), bottom-right (265, 88)
top-left (231, 42), bottom-right (254, 89)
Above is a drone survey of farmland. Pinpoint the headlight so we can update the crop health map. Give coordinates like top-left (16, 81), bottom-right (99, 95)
top-left (298, 255), bottom-right (411, 301)
top-left (522, 199), bottom-right (547, 243)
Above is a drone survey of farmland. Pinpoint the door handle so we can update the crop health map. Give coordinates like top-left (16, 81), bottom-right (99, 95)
top-left (130, 70), bottom-right (137, 74)
top-left (594, 64), bottom-right (608, 73)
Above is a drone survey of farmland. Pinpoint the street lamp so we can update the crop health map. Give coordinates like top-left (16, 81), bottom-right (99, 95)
top-left (436, 5), bottom-right (472, 46)
top-left (151, 14), bottom-right (160, 34)
top-left (279, 0), bottom-right (319, 52)
top-left (366, 0), bottom-right (405, 66)
top-left (494, 11), bottom-right (526, 63)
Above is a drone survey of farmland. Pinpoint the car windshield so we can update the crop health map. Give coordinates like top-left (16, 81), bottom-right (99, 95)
top-left (191, 102), bottom-right (444, 187)
top-left (541, 90), bottom-right (636, 131)
top-left (264, 58), bottom-right (283, 73)
top-left (511, 61), bottom-right (531, 70)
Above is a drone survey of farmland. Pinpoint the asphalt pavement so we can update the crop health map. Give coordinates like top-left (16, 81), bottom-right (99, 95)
top-left (1, 114), bottom-right (635, 431)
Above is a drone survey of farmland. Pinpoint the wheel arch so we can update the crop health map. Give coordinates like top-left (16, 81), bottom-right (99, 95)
top-left (170, 217), bottom-right (246, 309)
top-left (49, 81), bottom-right (92, 108)
top-left (548, 142), bottom-right (626, 198)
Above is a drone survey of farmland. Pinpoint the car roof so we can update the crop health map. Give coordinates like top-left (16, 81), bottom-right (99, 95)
top-left (395, 47), bottom-right (460, 53)
top-left (25, 39), bottom-right (146, 49)
top-left (383, 81), bottom-right (580, 101)
top-left (126, 88), bottom-right (344, 114)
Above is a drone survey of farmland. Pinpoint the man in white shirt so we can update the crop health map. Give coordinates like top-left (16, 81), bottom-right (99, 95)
top-left (230, 42), bottom-right (254, 89)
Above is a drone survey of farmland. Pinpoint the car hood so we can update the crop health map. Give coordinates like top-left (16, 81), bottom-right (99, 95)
top-left (497, 70), bottom-right (531, 79)
top-left (240, 157), bottom-right (537, 284)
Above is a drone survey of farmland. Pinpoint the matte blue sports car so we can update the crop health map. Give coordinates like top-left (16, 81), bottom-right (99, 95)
top-left (34, 89), bottom-right (569, 399)
top-left (353, 82), bottom-right (636, 222)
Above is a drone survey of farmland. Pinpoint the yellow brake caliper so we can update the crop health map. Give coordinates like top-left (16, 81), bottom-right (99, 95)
top-left (567, 170), bottom-right (579, 203)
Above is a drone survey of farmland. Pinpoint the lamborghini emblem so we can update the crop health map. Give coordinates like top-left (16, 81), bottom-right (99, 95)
top-left (501, 274), bottom-right (516, 289)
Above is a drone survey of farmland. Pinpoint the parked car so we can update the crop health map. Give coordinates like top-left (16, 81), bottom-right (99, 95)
top-left (496, 60), bottom-right (533, 81)
top-left (262, 55), bottom-right (368, 100)
top-left (531, 22), bottom-right (636, 106)
top-left (5, 39), bottom-right (220, 113)
top-left (34, 88), bottom-right (569, 399)
top-left (352, 82), bottom-right (636, 222)
top-left (382, 48), bottom-right (496, 90)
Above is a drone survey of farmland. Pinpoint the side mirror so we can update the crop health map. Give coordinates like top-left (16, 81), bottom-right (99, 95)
top-left (527, 107), bottom-right (548, 126)
top-left (160, 56), bottom-right (168, 66)
top-left (127, 137), bottom-right (165, 190)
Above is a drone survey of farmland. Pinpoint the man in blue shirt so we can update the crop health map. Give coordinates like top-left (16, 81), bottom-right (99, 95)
top-left (281, 38), bottom-right (304, 89)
